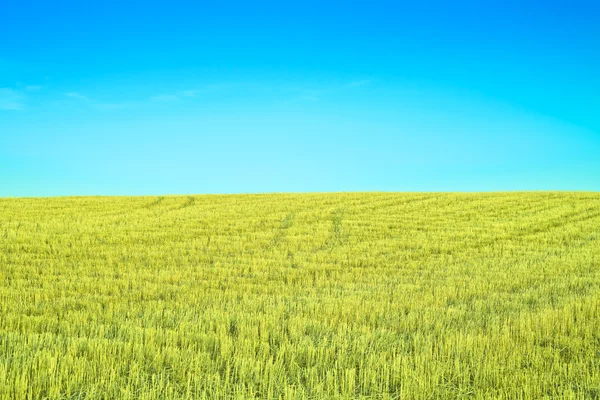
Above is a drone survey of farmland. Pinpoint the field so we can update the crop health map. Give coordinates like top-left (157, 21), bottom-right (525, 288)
top-left (0, 192), bottom-right (599, 399)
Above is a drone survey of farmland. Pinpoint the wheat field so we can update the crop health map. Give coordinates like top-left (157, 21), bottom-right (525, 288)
top-left (0, 192), bottom-right (599, 399)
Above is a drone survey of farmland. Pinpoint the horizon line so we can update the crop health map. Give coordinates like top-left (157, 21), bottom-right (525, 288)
top-left (2, 190), bottom-right (599, 200)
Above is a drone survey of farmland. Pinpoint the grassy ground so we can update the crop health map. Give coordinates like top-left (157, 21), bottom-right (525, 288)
top-left (0, 192), bottom-right (599, 399)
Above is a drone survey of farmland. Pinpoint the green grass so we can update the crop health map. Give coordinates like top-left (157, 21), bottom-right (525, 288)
top-left (1, 192), bottom-right (599, 399)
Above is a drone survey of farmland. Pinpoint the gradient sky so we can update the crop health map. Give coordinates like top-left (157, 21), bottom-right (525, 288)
top-left (1, 1), bottom-right (599, 196)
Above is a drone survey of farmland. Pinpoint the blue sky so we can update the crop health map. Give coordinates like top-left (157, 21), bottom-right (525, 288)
top-left (1, 0), bottom-right (599, 196)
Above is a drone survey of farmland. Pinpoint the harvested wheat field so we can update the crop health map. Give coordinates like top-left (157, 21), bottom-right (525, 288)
top-left (0, 192), bottom-right (599, 399)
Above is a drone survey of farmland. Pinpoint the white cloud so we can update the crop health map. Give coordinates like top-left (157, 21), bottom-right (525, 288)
top-left (346, 79), bottom-right (372, 87)
top-left (66, 92), bottom-right (89, 100)
top-left (150, 94), bottom-right (179, 102)
top-left (202, 83), bottom-right (235, 91)
top-left (179, 90), bottom-right (199, 97)
top-left (151, 89), bottom-right (206, 101)
top-left (0, 88), bottom-right (25, 110)
top-left (149, 84), bottom-right (237, 102)
top-left (25, 85), bottom-right (42, 91)
top-left (96, 102), bottom-right (136, 111)
top-left (291, 79), bottom-right (374, 102)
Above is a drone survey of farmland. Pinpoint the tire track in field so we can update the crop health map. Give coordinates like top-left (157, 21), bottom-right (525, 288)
top-left (144, 196), bottom-right (165, 209)
top-left (413, 205), bottom-right (600, 260)
top-left (349, 193), bottom-right (450, 216)
top-left (309, 208), bottom-right (350, 252)
top-left (272, 213), bottom-right (296, 247)
top-left (339, 197), bottom-right (600, 264)
top-left (178, 196), bottom-right (196, 210)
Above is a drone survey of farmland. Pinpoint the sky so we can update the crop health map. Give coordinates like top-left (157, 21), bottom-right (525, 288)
top-left (1, 0), bottom-right (599, 196)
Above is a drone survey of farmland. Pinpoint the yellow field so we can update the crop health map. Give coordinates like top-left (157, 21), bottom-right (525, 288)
top-left (1, 192), bottom-right (599, 399)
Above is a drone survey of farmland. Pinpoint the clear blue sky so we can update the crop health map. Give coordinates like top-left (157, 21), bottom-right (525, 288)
top-left (1, 1), bottom-right (599, 196)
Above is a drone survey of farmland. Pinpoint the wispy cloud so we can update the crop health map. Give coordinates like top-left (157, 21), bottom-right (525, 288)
top-left (150, 84), bottom-right (236, 102)
top-left (179, 90), bottom-right (199, 97)
top-left (202, 83), bottom-right (236, 91)
top-left (66, 92), bottom-right (89, 100)
top-left (346, 79), bottom-right (372, 87)
top-left (0, 88), bottom-right (25, 111)
top-left (150, 94), bottom-right (179, 102)
top-left (293, 79), bottom-right (374, 102)
top-left (25, 85), bottom-right (43, 91)
top-left (95, 102), bottom-right (137, 111)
